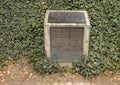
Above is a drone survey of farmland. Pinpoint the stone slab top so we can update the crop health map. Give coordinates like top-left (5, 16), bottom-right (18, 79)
top-left (44, 10), bottom-right (91, 27)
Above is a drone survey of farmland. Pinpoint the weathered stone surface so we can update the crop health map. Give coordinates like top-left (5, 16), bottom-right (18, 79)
top-left (44, 10), bottom-right (91, 64)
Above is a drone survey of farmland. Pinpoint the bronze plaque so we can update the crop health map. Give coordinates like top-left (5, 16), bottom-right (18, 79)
top-left (50, 27), bottom-right (84, 62)
top-left (48, 12), bottom-right (86, 24)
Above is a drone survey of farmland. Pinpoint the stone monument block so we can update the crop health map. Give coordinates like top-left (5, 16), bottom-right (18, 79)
top-left (44, 10), bottom-right (91, 66)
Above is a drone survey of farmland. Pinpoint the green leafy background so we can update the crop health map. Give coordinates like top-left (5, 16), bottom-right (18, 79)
top-left (0, 0), bottom-right (120, 77)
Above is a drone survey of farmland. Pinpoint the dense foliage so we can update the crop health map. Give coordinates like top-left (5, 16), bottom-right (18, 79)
top-left (0, 0), bottom-right (120, 77)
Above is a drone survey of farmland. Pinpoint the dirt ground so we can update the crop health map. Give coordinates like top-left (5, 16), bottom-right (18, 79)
top-left (0, 57), bottom-right (120, 85)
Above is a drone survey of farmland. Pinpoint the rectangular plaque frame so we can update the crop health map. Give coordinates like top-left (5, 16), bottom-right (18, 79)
top-left (44, 10), bottom-right (91, 66)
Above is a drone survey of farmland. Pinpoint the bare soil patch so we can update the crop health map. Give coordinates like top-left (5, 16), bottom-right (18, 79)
top-left (0, 57), bottom-right (120, 85)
